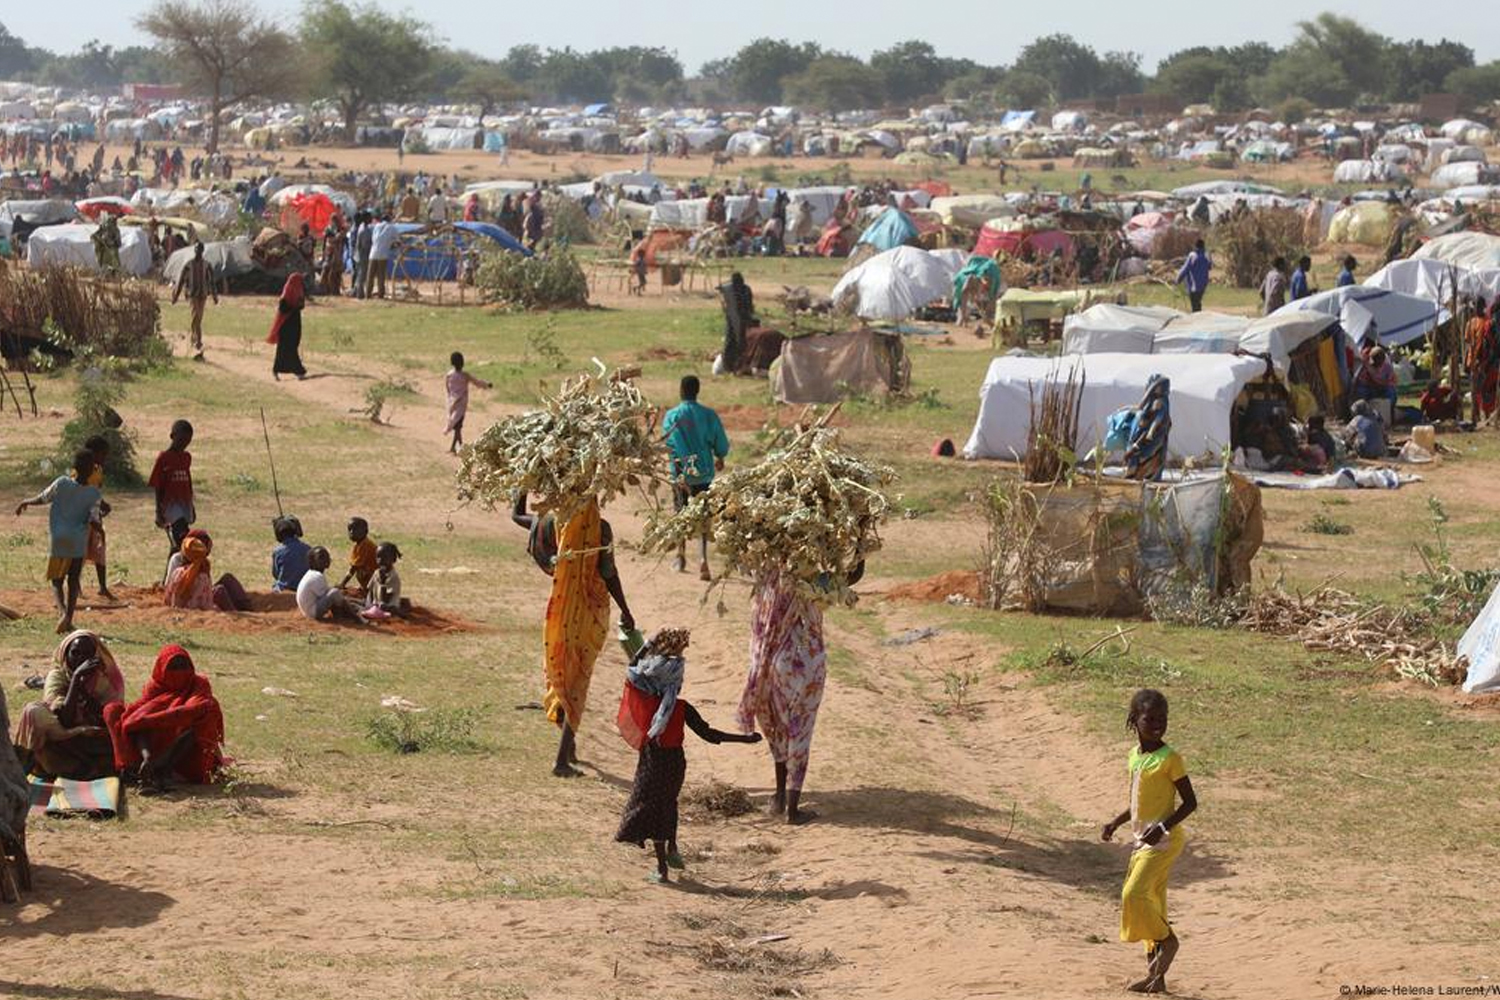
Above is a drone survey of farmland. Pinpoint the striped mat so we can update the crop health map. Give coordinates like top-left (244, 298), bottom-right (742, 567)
top-left (27, 776), bottom-right (121, 819)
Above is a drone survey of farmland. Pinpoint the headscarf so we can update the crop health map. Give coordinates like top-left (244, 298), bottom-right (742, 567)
top-left (170, 529), bottom-right (212, 605)
top-left (1124, 375), bottom-right (1172, 482)
top-left (53, 629), bottom-right (126, 706)
top-left (106, 644), bottom-right (224, 780)
top-left (626, 654), bottom-right (686, 740)
top-left (267, 272), bottom-right (305, 344)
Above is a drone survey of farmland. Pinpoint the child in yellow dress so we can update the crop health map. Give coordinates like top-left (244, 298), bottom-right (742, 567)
top-left (1101, 689), bottom-right (1197, 994)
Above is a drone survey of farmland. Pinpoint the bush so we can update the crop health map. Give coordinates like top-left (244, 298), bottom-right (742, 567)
top-left (57, 363), bottom-right (141, 487)
top-left (474, 248), bottom-right (589, 310)
top-left (541, 191), bottom-right (593, 246)
top-left (1273, 97), bottom-right (1314, 125)
top-left (364, 708), bottom-right (480, 754)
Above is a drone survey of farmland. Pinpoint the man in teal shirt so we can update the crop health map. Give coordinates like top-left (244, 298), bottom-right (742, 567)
top-left (663, 375), bottom-right (729, 580)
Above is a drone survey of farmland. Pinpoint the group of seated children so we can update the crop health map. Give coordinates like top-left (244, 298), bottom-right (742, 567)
top-left (289, 515), bottom-right (405, 624)
top-left (1238, 407), bottom-right (1342, 472)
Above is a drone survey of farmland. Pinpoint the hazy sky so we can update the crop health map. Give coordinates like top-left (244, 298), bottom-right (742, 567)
top-left (6, 0), bottom-right (1495, 74)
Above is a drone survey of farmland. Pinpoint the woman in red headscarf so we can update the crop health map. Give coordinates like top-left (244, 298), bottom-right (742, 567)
top-left (267, 272), bottom-right (307, 380)
top-left (104, 644), bottom-right (224, 791)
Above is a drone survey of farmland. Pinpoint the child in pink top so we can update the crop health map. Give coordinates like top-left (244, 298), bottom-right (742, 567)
top-left (445, 351), bottom-right (492, 453)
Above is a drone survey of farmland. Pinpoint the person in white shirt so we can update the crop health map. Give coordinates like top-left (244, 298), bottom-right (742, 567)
top-left (365, 214), bottom-right (396, 299)
top-left (428, 187), bottom-right (448, 224)
top-left (296, 547), bottom-right (363, 622)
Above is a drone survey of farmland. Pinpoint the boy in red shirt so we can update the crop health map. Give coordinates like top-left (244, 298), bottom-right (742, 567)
top-left (149, 420), bottom-right (197, 566)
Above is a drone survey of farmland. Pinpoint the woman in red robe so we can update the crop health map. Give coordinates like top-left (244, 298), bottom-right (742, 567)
top-left (104, 644), bottom-right (224, 793)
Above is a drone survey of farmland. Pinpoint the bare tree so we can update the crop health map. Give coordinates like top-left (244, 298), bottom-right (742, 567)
top-left (137, 0), bottom-right (299, 153)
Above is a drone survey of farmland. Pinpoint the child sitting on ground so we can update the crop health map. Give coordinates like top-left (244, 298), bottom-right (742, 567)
top-left (270, 516), bottom-right (310, 592)
top-left (614, 628), bottom-right (762, 883)
top-left (361, 542), bottom-right (406, 620)
top-left (164, 528), bottom-right (250, 611)
top-left (297, 547), bottom-right (364, 623)
top-left (338, 517), bottom-right (377, 596)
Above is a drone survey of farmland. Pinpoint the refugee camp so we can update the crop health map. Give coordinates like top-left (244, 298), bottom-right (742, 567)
top-left (4, 2), bottom-right (1500, 996)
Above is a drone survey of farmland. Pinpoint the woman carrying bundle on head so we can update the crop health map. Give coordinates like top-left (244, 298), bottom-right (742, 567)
top-left (615, 628), bottom-right (761, 883)
top-left (512, 492), bottom-right (636, 778)
top-left (738, 561), bottom-right (862, 825)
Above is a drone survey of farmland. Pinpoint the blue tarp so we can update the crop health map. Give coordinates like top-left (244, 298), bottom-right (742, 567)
top-left (383, 221), bottom-right (530, 279)
top-left (856, 207), bottom-right (919, 253)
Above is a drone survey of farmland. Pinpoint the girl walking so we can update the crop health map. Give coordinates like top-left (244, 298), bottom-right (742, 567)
top-left (1101, 689), bottom-right (1198, 994)
top-left (615, 628), bottom-right (761, 883)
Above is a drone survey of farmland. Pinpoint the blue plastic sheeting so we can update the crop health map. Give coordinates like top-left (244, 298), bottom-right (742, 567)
top-left (381, 222), bottom-right (530, 280)
top-left (855, 207), bottom-right (918, 252)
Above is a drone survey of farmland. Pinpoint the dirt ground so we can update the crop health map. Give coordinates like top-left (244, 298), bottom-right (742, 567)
top-left (4, 313), bottom-right (1494, 1000)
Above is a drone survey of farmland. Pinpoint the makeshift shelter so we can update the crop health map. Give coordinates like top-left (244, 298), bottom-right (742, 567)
top-left (26, 223), bottom-right (152, 276)
top-left (1326, 201), bottom-right (1396, 246)
top-left (276, 191), bottom-right (339, 233)
top-left (1364, 257), bottom-right (1500, 305)
top-left (974, 218), bottom-right (1074, 260)
top-left (771, 329), bottom-right (909, 404)
top-left (1334, 159), bottom-right (1401, 184)
top-left (963, 353), bottom-right (1267, 463)
top-left (161, 237), bottom-right (287, 294)
top-left (1274, 286), bottom-right (1442, 347)
top-left (984, 471), bottom-right (1260, 615)
top-left (831, 246), bottom-right (954, 321)
top-left (1123, 212), bottom-right (1183, 255)
top-left (725, 131), bottom-right (773, 157)
top-left (268, 185), bottom-right (356, 224)
top-left (0, 199), bottom-right (79, 240)
top-left (75, 197), bottom-right (134, 220)
top-left (1412, 232), bottom-right (1500, 271)
top-left (928, 195), bottom-right (1015, 228)
top-left (387, 222), bottom-right (529, 280)
top-left (855, 207), bottom-right (920, 253)
top-left (951, 255), bottom-right (1004, 311)
top-left (1431, 162), bottom-right (1497, 190)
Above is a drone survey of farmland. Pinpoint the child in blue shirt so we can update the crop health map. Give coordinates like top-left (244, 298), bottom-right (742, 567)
top-left (271, 516), bottom-right (311, 592)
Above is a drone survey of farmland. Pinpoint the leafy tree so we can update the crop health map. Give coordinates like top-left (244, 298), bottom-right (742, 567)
top-left (1445, 62), bottom-right (1500, 103)
top-left (1256, 45), bottom-right (1356, 107)
top-left (536, 47), bottom-right (610, 103)
top-left (0, 22), bottom-right (39, 78)
top-left (871, 40), bottom-right (944, 104)
top-left (1293, 13), bottom-right (1389, 99)
top-left (498, 44), bottom-right (543, 88)
top-left (138, 0), bottom-right (299, 152)
top-left (716, 38), bottom-right (822, 105)
top-left (1012, 33), bottom-right (1099, 101)
top-left (783, 55), bottom-right (883, 111)
top-left (1096, 50), bottom-right (1145, 98)
top-left (996, 69), bottom-right (1053, 109)
top-left (943, 65), bottom-right (1005, 103)
top-left (455, 60), bottom-right (527, 118)
top-left (301, 0), bottom-right (435, 142)
top-left (1153, 51), bottom-right (1232, 104)
top-left (1384, 39), bottom-right (1472, 101)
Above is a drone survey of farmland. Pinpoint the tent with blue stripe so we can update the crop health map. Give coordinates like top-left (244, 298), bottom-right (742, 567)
top-left (384, 222), bottom-right (530, 280)
top-left (1273, 286), bottom-right (1442, 348)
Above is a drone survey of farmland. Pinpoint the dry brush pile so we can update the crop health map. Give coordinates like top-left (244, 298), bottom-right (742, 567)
top-left (643, 420), bottom-right (896, 606)
top-left (454, 366), bottom-right (667, 523)
top-left (1, 266), bottom-right (160, 357)
top-left (1208, 208), bottom-right (1307, 289)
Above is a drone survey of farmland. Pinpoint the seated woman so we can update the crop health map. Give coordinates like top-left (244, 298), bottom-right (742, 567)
top-left (1353, 345), bottom-right (1398, 410)
top-left (104, 644), bottom-right (224, 794)
top-left (14, 631), bottom-right (124, 780)
top-left (1419, 380), bottom-right (1461, 422)
top-left (164, 529), bottom-right (249, 611)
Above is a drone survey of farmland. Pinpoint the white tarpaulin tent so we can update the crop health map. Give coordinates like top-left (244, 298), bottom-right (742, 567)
top-left (647, 195), bottom-right (774, 230)
top-left (1412, 232), bottom-right (1500, 271)
top-left (0, 198), bottom-right (78, 238)
top-left (26, 223), bottom-right (152, 276)
top-left (1364, 258), bottom-right (1500, 306)
top-left (1334, 159), bottom-right (1401, 183)
top-left (830, 246), bottom-right (954, 321)
top-left (1430, 162), bottom-right (1494, 190)
top-left (1063, 305), bottom-right (1335, 375)
top-left (928, 195), bottom-right (1016, 227)
top-left (962, 353), bottom-right (1266, 463)
top-left (1274, 286), bottom-right (1441, 347)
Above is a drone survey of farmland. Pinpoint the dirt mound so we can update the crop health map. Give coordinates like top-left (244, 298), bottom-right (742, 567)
top-left (0, 586), bottom-right (480, 638)
top-left (882, 570), bottom-right (982, 603)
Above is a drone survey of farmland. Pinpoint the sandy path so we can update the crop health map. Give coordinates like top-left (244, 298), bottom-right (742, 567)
top-left (8, 335), bottom-right (1495, 1000)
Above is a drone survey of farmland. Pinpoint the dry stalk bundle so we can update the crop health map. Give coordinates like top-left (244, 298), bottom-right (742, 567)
top-left (642, 422), bottom-right (895, 606)
top-left (455, 365), bottom-right (668, 523)
top-left (1239, 582), bottom-right (1468, 686)
top-left (1023, 362), bottom-right (1084, 484)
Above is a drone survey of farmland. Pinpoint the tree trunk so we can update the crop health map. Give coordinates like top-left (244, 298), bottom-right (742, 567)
top-left (208, 80), bottom-right (222, 155)
top-left (342, 99), bottom-right (361, 146)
